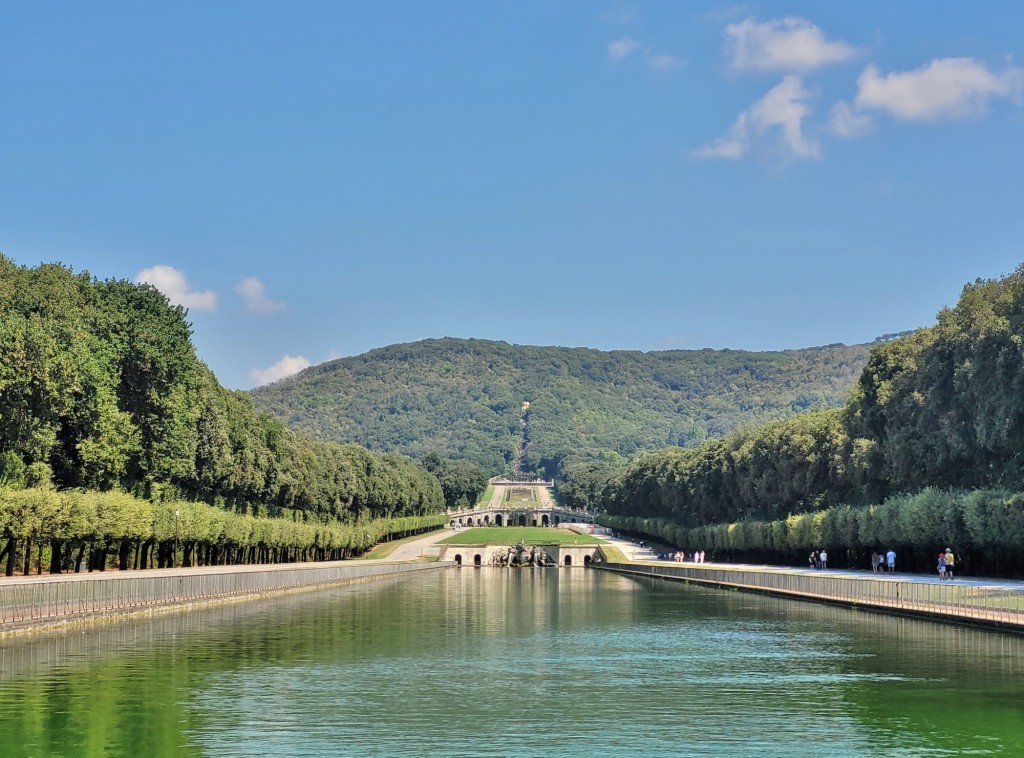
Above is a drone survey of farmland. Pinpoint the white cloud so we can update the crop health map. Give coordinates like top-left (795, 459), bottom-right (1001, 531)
top-left (249, 355), bottom-right (311, 386)
top-left (235, 276), bottom-right (286, 314)
top-left (135, 265), bottom-right (217, 311)
top-left (854, 58), bottom-right (1024, 121)
top-left (608, 38), bottom-right (684, 70)
top-left (647, 53), bottom-right (684, 71)
top-left (725, 17), bottom-right (859, 73)
top-left (696, 75), bottom-right (820, 160)
top-left (695, 112), bottom-right (750, 159)
top-left (829, 100), bottom-right (873, 138)
top-left (608, 37), bottom-right (640, 62)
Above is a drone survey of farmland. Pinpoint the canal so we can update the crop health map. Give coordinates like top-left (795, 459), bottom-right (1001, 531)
top-left (2, 568), bottom-right (1023, 756)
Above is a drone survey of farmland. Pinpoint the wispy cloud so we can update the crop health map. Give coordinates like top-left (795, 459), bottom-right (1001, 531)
top-left (249, 355), bottom-right (311, 386)
top-left (695, 75), bottom-right (820, 160)
top-left (648, 53), bottom-right (685, 71)
top-left (725, 17), bottom-right (859, 73)
top-left (608, 37), bottom-right (641, 62)
top-left (854, 58), bottom-right (1023, 121)
top-left (829, 100), bottom-right (873, 138)
top-left (608, 37), bottom-right (684, 71)
top-left (235, 276), bottom-right (286, 314)
top-left (136, 265), bottom-right (217, 311)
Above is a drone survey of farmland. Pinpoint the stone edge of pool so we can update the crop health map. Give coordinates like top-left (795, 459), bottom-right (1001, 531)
top-left (595, 561), bottom-right (1024, 634)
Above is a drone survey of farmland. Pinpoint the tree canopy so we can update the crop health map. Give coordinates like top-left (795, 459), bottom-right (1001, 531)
top-left (0, 255), bottom-right (447, 523)
top-left (595, 265), bottom-right (1024, 571)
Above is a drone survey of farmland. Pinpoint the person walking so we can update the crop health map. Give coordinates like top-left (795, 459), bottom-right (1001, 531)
top-left (886, 548), bottom-right (896, 573)
top-left (871, 551), bottom-right (880, 573)
top-left (937, 551), bottom-right (947, 580)
top-left (819, 549), bottom-right (828, 570)
top-left (944, 548), bottom-right (955, 579)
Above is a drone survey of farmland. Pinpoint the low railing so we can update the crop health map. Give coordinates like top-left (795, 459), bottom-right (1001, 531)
top-left (0, 562), bottom-right (448, 630)
top-left (596, 562), bottom-right (1024, 629)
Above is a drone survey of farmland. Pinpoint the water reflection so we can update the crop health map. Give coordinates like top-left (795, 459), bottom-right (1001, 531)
top-left (1, 570), bottom-right (1023, 756)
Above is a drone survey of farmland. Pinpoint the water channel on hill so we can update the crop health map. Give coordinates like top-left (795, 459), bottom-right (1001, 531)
top-left (2, 568), bottom-right (1024, 756)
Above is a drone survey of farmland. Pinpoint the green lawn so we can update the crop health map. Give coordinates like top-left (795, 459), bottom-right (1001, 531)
top-left (598, 545), bottom-right (629, 562)
top-left (439, 527), bottom-right (603, 546)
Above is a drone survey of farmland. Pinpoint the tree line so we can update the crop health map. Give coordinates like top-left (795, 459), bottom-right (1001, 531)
top-left (0, 256), bottom-right (486, 573)
top-left (0, 486), bottom-right (447, 576)
top-left (600, 488), bottom-right (1024, 576)
top-left (594, 265), bottom-right (1024, 575)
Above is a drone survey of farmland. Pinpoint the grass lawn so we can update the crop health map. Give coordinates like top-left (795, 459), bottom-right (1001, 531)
top-left (439, 527), bottom-right (604, 546)
top-left (475, 485), bottom-right (494, 506)
top-left (598, 545), bottom-right (629, 562)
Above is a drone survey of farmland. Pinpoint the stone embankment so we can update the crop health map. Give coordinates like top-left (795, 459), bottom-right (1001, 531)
top-left (0, 560), bottom-right (449, 635)
top-left (595, 560), bottom-right (1024, 632)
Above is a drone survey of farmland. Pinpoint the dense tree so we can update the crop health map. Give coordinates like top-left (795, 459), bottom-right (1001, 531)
top-left (0, 256), bottom-right (447, 572)
top-left (420, 452), bottom-right (489, 508)
top-left (596, 264), bottom-right (1024, 576)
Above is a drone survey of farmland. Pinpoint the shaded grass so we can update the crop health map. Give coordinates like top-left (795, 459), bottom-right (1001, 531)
top-left (440, 527), bottom-right (604, 546)
top-left (598, 545), bottom-right (629, 563)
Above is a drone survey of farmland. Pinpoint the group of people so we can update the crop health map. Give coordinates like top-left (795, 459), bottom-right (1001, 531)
top-left (870, 549), bottom-right (897, 573)
top-left (672, 550), bottom-right (705, 563)
top-left (936, 548), bottom-right (957, 579)
top-left (809, 549), bottom-right (828, 569)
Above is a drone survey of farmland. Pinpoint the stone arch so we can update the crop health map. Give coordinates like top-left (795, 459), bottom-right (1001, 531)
top-left (454, 554), bottom-right (463, 566)
top-left (541, 514), bottom-right (549, 527)
top-left (483, 515), bottom-right (490, 525)
top-left (583, 554), bottom-right (592, 567)
top-left (564, 555), bottom-right (572, 567)
top-left (518, 515), bottom-right (526, 527)
top-left (474, 554), bottom-right (482, 567)
top-left (553, 515), bottom-right (560, 525)
top-left (495, 514), bottom-right (504, 527)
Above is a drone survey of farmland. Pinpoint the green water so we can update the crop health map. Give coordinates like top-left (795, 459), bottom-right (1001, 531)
top-left (2, 569), bottom-right (1024, 756)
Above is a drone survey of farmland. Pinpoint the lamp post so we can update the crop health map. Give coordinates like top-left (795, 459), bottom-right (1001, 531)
top-left (174, 509), bottom-right (180, 568)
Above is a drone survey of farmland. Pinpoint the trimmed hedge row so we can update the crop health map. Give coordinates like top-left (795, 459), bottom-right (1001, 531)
top-left (599, 487), bottom-right (1024, 576)
top-left (0, 487), bottom-right (448, 575)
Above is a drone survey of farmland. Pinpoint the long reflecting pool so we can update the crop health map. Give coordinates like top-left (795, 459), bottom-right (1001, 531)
top-left (2, 568), bottom-right (1024, 756)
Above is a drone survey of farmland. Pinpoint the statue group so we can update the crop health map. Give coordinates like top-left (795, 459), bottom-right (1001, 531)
top-left (490, 541), bottom-right (554, 567)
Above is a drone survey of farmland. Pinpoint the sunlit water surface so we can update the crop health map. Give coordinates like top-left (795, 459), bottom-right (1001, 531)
top-left (2, 569), bottom-right (1024, 756)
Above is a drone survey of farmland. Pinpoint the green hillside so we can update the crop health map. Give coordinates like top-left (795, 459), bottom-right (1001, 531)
top-left (250, 338), bottom-right (872, 476)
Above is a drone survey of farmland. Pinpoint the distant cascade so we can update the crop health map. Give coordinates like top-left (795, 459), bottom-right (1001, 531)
top-left (512, 402), bottom-right (532, 480)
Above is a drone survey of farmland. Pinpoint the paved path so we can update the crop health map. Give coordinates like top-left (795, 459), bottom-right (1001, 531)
top-left (597, 534), bottom-right (1024, 592)
top-left (382, 529), bottom-right (456, 562)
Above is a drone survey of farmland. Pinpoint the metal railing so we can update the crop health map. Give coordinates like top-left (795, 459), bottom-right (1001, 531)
top-left (0, 562), bottom-right (448, 629)
top-left (597, 562), bottom-right (1024, 629)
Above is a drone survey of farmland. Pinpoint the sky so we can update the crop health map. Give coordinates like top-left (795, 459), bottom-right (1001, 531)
top-left (2, 2), bottom-right (1023, 389)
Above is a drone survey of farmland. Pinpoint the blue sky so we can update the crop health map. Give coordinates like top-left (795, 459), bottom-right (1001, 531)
top-left (2, 2), bottom-right (1023, 389)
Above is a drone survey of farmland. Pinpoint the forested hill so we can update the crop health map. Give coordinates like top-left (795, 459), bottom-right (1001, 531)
top-left (250, 338), bottom-right (872, 476)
